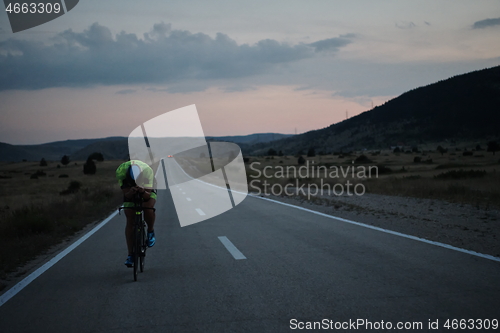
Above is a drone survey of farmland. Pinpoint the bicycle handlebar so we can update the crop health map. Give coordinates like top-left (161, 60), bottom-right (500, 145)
top-left (118, 206), bottom-right (156, 213)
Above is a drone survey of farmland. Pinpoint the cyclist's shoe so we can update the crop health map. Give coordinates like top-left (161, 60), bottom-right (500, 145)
top-left (147, 231), bottom-right (155, 247)
top-left (124, 255), bottom-right (134, 267)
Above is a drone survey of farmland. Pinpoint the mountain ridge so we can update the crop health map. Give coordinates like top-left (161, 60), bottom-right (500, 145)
top-left (245, 65), bottom-right (500, 155)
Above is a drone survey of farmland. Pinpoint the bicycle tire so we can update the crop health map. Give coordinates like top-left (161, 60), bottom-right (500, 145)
top-left (140, 222), bottom-right (146, 272)
top-left (133, 219), bottom-right (140, 281)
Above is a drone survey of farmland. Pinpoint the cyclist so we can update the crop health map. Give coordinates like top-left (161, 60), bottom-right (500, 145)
top-left (116, 160), bottom-right (157, 267)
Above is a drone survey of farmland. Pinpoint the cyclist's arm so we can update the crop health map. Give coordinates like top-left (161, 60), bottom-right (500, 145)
top-left (122, 186), bottom-right (152, 200)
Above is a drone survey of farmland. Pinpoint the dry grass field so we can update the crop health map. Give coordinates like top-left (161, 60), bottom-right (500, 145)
top-left (244, 148), bottom-right (500, 209)
top-left (0, 160), bottom-right (124, 287)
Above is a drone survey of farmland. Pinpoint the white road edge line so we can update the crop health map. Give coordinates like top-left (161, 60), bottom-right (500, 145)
top-left (251, 195), bottom-right (500, 263)
top-left (218, 236), bottom-right (247, 260)
top-left (196, 208), bottom-right (206, 216)
top-left (167, 158), bottom-right (500, 262)
top-left (0, 210), bottom-right (119, 307)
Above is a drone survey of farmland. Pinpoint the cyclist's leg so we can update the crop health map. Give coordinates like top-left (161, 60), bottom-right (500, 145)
top-left (124, 208), bottom-right (136, 255)
top-left (143, 197), bottom-right (156, 232)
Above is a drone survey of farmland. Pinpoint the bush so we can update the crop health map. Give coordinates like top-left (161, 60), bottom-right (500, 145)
top-left (413, 156), bottom-right (422, 163)
top-left (487, 141), bottom-right (499, 155)
top-left (377, 165), bottom-right (392, 174)
top-left (58, 174), bottom-right (69, 178)
top-left (61, 155), bottom-right (70, 166)
top-left (437, 146), bottom-right (447, 155)
top-left (463, 151), bottom-right (473, 156)
top-left (40, 158), bottom-right (47, 167)
top-left (60, 181), bottom-right (82, 195)
top-left (83, 158), bottom-right (96, 175)
top-left (435, 163), bottom-right (466, 169)
top-left (297, 155), bottom-right (306, 165)
top-left (87, 152), bottom-right (104, 161)
top-left (307, 148), bottom-right (315, 157)
top-left (30, 170), bottom-right (46, 179)
top-left (267, 148), bottom-right (277, 156)
top-left (435, 169), bottom-right (486, 180)
top-left (354, 155), bottom-right (372, 163)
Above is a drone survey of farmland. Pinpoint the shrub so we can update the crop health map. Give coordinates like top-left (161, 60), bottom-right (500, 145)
top-left (267, 148), bottom-right (277, 156)
top-left (434, 169), bottom-right (486, 180)
top-left (437, 146), bottom-right (447, 156)
top-left (87, 152), bottom-right (104, 161)
top-left (435, 163), bottom-right (466, 169)
top-left (60, 181), bottom-right (82, 195)
top-left (413, 156), bottom-right (422, 163)
top-left (40, 158), bottom-right (47, 167)
top-left (30, 170), bottom-right (46, 179)
top-left (354, 155), bottom-right (372, 163)
top-left (58, 174), bottom-right (69, 178)
top-left (307, 148), bottom-right (315, 157)
top-left (297, 155), bottom-right (306, 165)
top-left (377, 165), bottom-right (392, 174)
top-left (83, 158), bottom-right (97, 175)
top-left (463, 151), bottom-right (473, 156)
top-left (487, 141), bottom-right (499, 155)
top-left (403, 175), bottom-right (421, 180)
top-left (61, 155), bottom-right (70, 166)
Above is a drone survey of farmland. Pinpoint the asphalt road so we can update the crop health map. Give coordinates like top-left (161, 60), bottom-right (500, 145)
top-left (1, 185), bottom-right (499, 332)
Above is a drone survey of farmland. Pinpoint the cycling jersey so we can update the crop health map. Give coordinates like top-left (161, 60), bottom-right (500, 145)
top-left (116, 160), bottom-right (155, 189)
top-left (116, 160), bottom-right (157, 207)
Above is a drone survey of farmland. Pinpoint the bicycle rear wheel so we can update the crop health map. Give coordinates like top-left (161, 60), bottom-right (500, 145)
top-left (133, 223), bottom-right (140, 281)
top-left (139, 222), bottom-right (146, 272)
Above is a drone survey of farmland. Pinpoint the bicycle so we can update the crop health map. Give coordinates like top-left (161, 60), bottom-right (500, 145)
top-left (119, 192), bottom-right (156, 281)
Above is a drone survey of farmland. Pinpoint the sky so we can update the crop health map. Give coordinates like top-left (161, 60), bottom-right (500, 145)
top-left (0, 0), bottom-right (499, 144)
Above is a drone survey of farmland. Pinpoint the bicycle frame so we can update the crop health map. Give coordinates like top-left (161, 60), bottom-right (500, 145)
top-left (119, 192), bottom-right (156, 281)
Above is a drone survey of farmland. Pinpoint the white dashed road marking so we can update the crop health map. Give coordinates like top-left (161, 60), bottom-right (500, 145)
top-left (218, 236), bottom-right (247, 260)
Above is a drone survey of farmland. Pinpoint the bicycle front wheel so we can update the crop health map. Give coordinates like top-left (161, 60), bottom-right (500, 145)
top-left (133, 224), bottom-right (140, 281)
top-left (139, 222), bottom-right (146, 272)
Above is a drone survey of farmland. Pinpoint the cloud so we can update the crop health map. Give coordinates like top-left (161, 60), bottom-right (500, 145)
top-left (472, 17), bottom-right (500, 29)
top-left (0, 22), bottom-right (351, 91)
top-left (222, 85), bottom-right (257, 93)
top-left (115, 89), bottom-right (137, 94)
top-left (308, 36), bottom-right (352, 52)
top-left (395, 21), bottom-right (416, 29)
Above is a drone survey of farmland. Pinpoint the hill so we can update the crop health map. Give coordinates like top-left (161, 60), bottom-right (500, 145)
top-left (246, 65), bottom-right (500, 155)
top-left (207, 133), bottom-right (293, 144)
top-left (0, 133), bottom-right (292, 162)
